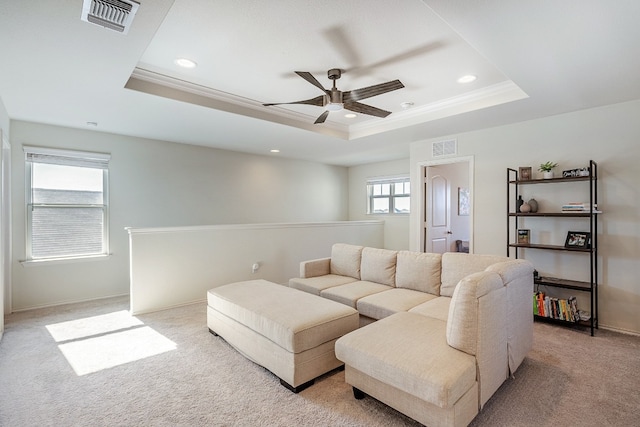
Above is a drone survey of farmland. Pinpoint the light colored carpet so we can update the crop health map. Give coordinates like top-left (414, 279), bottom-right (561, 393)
top-left (1, 296), bottom-right (639, 426)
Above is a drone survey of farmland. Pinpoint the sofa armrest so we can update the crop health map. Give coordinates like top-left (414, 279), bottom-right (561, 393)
top-left (447, 270), bottom-right (508, 408)
top-left (486, 259), bottom-right (534, 375)
top-left (299, 257), bottom-right (331, 278)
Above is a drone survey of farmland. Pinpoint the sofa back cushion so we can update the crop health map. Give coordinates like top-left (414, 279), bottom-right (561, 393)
top-left (360, 247), bottom-right (398, 286)
top-left (446, 271), bottom-right (503, 356)
top-left (395, 251), bottom-right (442, 295)
top-left (330, 243), bottom-right (364, 279)
top-left (440, 253), bottom-right (509, 297)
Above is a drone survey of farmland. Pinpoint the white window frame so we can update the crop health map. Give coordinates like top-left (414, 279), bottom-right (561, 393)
top-left (366, 176), bottom-right (410, 215)
top-left (24, 146), bottom-right (110, 263)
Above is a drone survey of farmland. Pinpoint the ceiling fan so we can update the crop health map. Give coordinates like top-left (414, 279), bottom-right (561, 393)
top-left (263, 68), bottom-right (404, 124)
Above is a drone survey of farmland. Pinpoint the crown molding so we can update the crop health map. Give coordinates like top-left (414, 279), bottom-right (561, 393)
top-left (126, 68), bottom-right (527, 141)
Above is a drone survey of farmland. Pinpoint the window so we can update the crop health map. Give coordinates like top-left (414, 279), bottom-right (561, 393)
top-left (367, 177), bottom-right (410, 214)
top-left (25, 147), bottom-right (110, 261)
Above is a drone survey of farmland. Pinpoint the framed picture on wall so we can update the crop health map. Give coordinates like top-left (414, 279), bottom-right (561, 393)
top-left (458, 187), bottom-right (470, 216)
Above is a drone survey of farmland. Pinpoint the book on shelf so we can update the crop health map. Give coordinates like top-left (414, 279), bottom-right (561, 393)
top-left (532, 292), bottom-right (579, 322)
top-left (561, 202), bottom-right (602, 213)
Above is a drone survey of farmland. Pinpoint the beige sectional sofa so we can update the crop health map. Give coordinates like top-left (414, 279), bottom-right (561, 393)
top-left (289, 243), bottom-right (534, 427)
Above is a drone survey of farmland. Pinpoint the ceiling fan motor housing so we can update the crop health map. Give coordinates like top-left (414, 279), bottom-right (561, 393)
top-left (327, 69), bottom-right (343, 105)
top-left (327, 68), bottom-right (342, 80)
top-left (328, 88), bottom-right (343, 104)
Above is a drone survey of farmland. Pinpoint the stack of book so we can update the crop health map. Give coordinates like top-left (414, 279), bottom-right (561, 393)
top-left (533, 292), bottom-right (581, 322)
top-left (561, 202), bottom-right (601, 213)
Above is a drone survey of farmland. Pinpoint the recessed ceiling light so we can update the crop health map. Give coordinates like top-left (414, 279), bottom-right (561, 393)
top-left (457, 75), bottom-right (477, 83)
top-left (270, 149), bottom-right (280, 153)
top-left (400, 102), bottom-right (414, 109)
top-left (174, 58), bottom-right (197, 68)
top-left (86, 121), bottom-right (98, 127)
top-left (345, 113), bottom-right (357, 118)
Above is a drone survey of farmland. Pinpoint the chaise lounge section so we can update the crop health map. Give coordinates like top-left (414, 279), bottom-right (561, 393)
top-left (207, 279), bottom-right (359, 392)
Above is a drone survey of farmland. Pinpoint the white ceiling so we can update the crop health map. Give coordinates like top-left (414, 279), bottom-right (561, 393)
top-left (1, 0), bottom-right (639, 166)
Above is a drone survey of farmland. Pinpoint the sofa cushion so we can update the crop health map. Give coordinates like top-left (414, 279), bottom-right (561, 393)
top-left (320, 281), bottom-right (392, 308)
top-left (408, 296), bottom-right (451, 322)
top-left (335, 312), bottom-right (476, 409)
top-left (395, 251), bottom-right (441, 295)
top-left (330, 244), bottom-right (364, 279)
top-left (288, 274), bottom-right (358, 296)
top-left (208, 280), bottom-right (359, 354)
top-left (440, 253), bottom-right (508, 297)
top-left (360, 247), bottom-right (398, 286)
top-left (446, 271), bottom-right (503, 356)
top-left (357, 289), bottom-right (437, 320)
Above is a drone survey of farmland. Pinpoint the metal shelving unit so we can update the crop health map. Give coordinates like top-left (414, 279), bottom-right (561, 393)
top-left (507, 160), bottom-right (598, 336)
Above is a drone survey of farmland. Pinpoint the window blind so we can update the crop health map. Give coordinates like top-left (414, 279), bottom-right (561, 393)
top-left (24, 146), bottom-right (110, 169)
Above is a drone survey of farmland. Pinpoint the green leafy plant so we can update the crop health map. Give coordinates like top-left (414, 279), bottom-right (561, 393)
top-left (538, 161), bottom-right (558, 172)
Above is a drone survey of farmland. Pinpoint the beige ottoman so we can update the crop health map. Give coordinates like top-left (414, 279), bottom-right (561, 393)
top-left (207, 279), bottom-right (359, 392)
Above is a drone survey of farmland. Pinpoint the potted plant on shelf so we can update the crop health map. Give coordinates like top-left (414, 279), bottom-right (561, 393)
top-left (538, 161), bottom-right (558, 179)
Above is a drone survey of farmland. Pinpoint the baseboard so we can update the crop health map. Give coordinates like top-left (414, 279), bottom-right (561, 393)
top-left (599, 324), bottom-right (640, 337)
top-left (130, 298), bottom-right (207, 316)
top-left (10, 293), bottom-right (129, 313)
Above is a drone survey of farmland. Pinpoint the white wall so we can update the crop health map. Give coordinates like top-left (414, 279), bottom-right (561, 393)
top-left (411, 99), bottom-right (640, 334)
top-left (10, 121), bottom-right (349, 311)
top-left (128, 221), bottom-right (384, 314)
top-left (348, 158), bottom-right (410, 250)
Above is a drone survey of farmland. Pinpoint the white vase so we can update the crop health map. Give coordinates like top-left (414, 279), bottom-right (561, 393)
top-left (543, 171), bottom-right (553, 179)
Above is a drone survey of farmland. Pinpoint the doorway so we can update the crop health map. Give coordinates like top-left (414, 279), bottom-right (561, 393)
top-left (420, 157), bottom-right (473, 254)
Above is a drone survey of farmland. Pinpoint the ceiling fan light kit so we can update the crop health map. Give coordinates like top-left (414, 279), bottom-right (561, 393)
top-left (263, 68), bottom-right (404, 124)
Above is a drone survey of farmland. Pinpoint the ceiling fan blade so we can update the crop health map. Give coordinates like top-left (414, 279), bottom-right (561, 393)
top-left (344, 102), bottom-right (392, 118)
top-left (343, 80), bottom-right (404, 103)
top-left (322, 25), bottom-right (362, 71)
top-left (295, 71), bottom-right (328, 94)
top-left (314, 110), bottom-right (330, 124)
top-left (263, 95), bottom-right (325, 107)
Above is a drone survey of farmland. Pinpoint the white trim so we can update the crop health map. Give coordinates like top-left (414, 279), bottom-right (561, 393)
top-left (600, 324), bottom-right (640, 337)
top-left (414, 156), bottom-right (474, 253)
top-left (23, 145), bottom-right (111, 162)
top-left (1, 132), bottom-right (11, 316)
top-left (349, 81), bottom-right (528, 140)
top-left (365, 174), bottom-right (410, 184)
top-left (128, 68), bottom-right (528, 141)
top-left (10, 292), bottom-right (127, 313)
top-left (20, 254), bottom-right (112, 267)
top-left (125, 220), bottom-right (384, 235)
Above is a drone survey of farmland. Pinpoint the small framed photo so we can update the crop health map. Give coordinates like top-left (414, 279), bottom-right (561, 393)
top-left (564, 231), bottom-right (591, 249)
top-left (519, 167), bottom-right (532, 181)
top-left (517, 229), bottom-right (530, 244)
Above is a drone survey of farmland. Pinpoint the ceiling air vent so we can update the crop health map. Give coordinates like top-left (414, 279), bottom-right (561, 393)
top-left (81, 0), bottom-right (140, 34)
top-left (432, 139), bottom-right (457, 157)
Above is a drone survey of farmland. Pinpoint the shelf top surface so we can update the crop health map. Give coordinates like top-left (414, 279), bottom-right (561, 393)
top-left (509, 176), bottom-right (594, 184)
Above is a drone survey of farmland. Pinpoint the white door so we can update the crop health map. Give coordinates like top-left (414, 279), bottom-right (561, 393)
top-left (424, 170), bottom-right (450, 253)
top-left (421, 158), bottom-right (472, 254)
